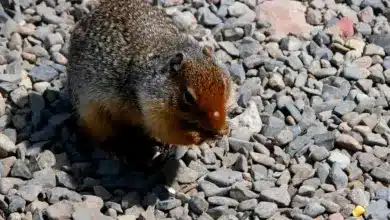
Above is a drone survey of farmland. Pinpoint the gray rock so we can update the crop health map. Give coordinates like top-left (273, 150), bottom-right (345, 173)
top-left (285, 103), bottom-right (302, 122)
top-left (357, 153), bottom-right (381, 172)
top-left (261, 116), bottom-right (286, 138)
top-left (320, 199), bottom-right (340, 213)
top-left (276, 129), bottom-right (294, 145)
top-left (10, 86), bottom-right (28, 108)
top-left (253, 180), bottom-right (275, 193)
top-left (219, 41), bottom-right (239, 57)
top-left (328, 151), bottom-right (350, 169)
top-left (343, 66), bottom-right (368, 80)
top-left (375, 188), bottom-right (390, 202)
top-left (56, 170), bottom-right (78, 190)
top-left (356, 22), bottom-right (372, 36)
top-left (229, 62), bottom-right (245, 85)
top-left (309, 146), bottom-right (330, 161)
top-left (280, 36), bottom-right (302, 51)
top-left (335, 134), bottom-right (362, 151)
top-left (234, 155), bottom-right (248, 172)
top-left (169, 206), bottom-right (184, 219)
top-left (10, 159), bottom-right (32, 179)
top-left (32, 209), bottom-right (45, 220)
top-left (287, 55), bottom-right (304, 71)
top-left (314, 67), bottom-right (337, 78)
top-left (207, 196), bottom-right (239, 207)
top-left (244, 54), bottom-right (269, 69)
top-left (206, 205), bottom-right (231, 219)
top-left (348, 188), bottom-right (369, 207)
top-left (250, 152), bottom-right (275, 167)
top-left (93, 185), bottom-right (112, 200)
top-left (156, 198), bottom-right (182, 211)
top-left (46, 200), bottom-right (74, 220)
top-left (72, 206), bottom-right (115, 220)
top-left (286, 135), bottom-right (313, 157)
top-left (329, 163), bottom-right (348, 189)
top-left (172, 11), bottom-right (197, 31)
top-left (291, 195), bottom-right (312, 208)
top-left (228, 2), bottom-right (250, 17)
top-left (8, 195), bottom-right (26, 213)
top-left (237, 199), bottom-right (257, 211)
top-left (28, 168), bottom-right (56, 188)
top-left (250, 164), bottom-right (268, 181)
top-left (238, 37), bottom-right (261, 58)
top-left (28, 65), bottom-right (59, 82)
top-left (8, 213), bottom-right (22, 220)
top-left (188, 161), bottom-right (209, 178)
top-left (303, 203), bottom-right (326, 217)
top-left (317, 163), bottom-right (330, 183)
top-left (105, 202), bottom-right (123, 214)
top-left (260, 187), bottom-right (291, 207)
top-left (0, 133), bottom-right (17, 158)
top-left (207, 169), bottom-right (243, 186)
top-left (361, 0), bottom-right (385, 11)
top-left (384, 56), bottom-right (390, 70)
top-left (333, 100), bottom-right (357, 116)
top-left (362, 132), bottom-right (387, 146)
top-left (370, 166), bottom-right (390, 183)
top-left (37, 150), bottom-right (56, 169)
top-left (277, 170), bottom-right (291, 185)
top-left (198, 213), bottom-right (214, 220)
top-left (345, 163), bottom-right (363, 181)
top-left (229, 185), bottom-right (259, 202)
top-left (47, 187), bottom-right (82, 203)
top-left (216, 214), bottom-right (239, 220)
top-left (254, 202), bottom-right (277, 218)
top-left (189, 195), bottom-right (209, 215)
top-left (199, 7), bottom-right (222, 26)
top-left (24, 45), bottom-right (49, 58)
top-left (17, 184), bottom-right (42, 202)
top-left (45, 33), bottom-right (64, 47)
top-left (306, 8), bottom-right (322, 25)
top-left (298, 185), bottom-right (315, 197)
top-left (268, 73), bottom-right (285, 90)
top-left (202, 148), bottom-right (217, 164)
top-left (366, 199), bottom-right (390, 220)
top-left (290, 164), bottom-right (316, 186)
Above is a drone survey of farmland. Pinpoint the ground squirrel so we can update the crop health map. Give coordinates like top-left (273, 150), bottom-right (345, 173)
top-left (67, 0), bottom-right (235, 147)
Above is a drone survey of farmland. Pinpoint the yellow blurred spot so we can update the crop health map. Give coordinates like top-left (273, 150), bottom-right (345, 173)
top-left (353, 205), bottom-right (365, 217)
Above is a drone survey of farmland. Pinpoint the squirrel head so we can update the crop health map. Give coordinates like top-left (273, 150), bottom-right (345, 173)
top-left (166, 46), bottom-right (232, 144)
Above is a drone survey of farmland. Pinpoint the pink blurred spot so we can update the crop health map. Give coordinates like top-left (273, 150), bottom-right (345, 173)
top-left (338, 17), bottom-right (354, 38)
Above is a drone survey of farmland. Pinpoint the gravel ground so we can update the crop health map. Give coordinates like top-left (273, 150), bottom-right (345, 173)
top-left (1, 0), bottom-right (390, 219)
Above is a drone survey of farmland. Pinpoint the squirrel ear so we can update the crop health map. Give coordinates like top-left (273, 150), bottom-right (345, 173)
top-left (170, 52), bottom-right (185, 73)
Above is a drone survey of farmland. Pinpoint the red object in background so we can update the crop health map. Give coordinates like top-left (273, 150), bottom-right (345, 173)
top-left (338, 17), bottom-right (355, 38)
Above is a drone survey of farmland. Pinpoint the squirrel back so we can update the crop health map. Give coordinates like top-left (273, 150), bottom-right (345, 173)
top-left (67, 0), bottom-right (235, 146)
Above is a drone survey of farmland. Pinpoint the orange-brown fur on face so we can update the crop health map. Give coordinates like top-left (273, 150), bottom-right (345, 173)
top-left (182, 47), bottom-right (232, 137)
top-left (140, 49), bottom-right (234, 146)
top-left (180, 60), bottom-right (230, 133)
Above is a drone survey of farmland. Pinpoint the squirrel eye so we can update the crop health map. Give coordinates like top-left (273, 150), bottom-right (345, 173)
top-left (183, 88), bottom-right (196, 105)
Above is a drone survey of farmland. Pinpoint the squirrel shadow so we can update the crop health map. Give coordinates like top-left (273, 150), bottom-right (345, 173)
top-left (70, 116), bottom-right (180, 189)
